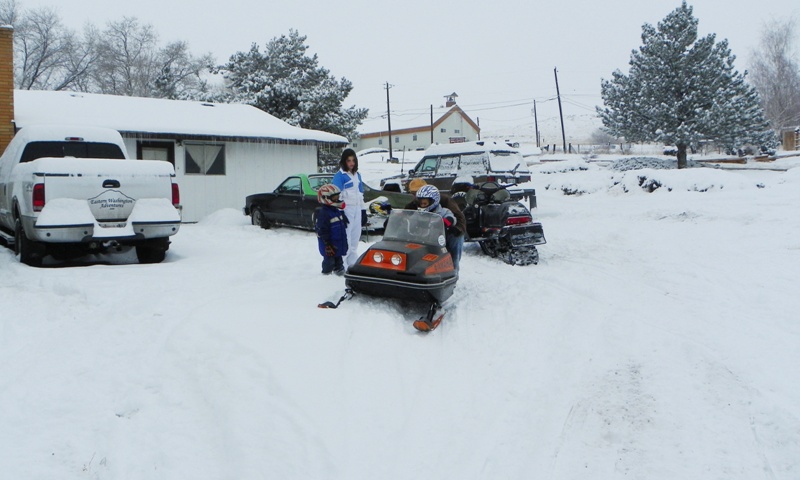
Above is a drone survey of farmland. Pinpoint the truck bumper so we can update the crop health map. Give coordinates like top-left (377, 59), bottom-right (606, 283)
top-left (24, 215), bottom-right (180, 243)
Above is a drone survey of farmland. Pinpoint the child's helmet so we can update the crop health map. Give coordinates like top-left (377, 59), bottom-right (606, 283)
top-left (369, 200), bottom-right (392, 216)
top-left (317, 184), bottom-right (342, 206)
top-left (416, 185), bottom-right (440, 212)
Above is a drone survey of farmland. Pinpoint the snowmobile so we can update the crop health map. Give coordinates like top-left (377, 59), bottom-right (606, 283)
top-left (452, 181), bottom-right (546, 266)
top-left (344, 209), bottom-right (458, 331)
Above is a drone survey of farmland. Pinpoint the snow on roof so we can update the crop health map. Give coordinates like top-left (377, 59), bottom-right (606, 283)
top-left (13, 90), bottom-right (348, 145)
top-left (424, 140), bottom-right (519, 156)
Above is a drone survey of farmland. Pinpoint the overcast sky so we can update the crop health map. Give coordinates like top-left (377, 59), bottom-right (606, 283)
top-left (16, 0), bottom-right (800, 138)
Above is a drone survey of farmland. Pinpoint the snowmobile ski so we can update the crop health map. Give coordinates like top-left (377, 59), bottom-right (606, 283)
top-left (413, 313), bottom-right (444, 332)
top-left (318, 288), bottom-right (354, 309)
top-left (413, 302), bottom-right (444, 332)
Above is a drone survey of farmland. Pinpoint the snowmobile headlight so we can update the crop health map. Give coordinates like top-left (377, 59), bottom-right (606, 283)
top-left (391, 254), bottom-right (402, 266)
top-left (372, 252), bottom-right (384, 263)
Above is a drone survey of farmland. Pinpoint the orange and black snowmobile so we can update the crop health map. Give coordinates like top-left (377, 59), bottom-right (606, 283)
top-left (344, 209), bottom-right (458, 332)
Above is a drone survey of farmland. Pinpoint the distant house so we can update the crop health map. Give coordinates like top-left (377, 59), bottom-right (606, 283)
top-left (354, 93), bottom-right (480, 154)
top-left (0, 26), bottom-right (348, 223)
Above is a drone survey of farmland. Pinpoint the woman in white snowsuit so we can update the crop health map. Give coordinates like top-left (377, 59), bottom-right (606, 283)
top-left (332, 148), bottom-right (366, 269)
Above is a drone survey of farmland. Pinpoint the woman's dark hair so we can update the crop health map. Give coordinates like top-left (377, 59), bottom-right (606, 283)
top-left (340, 148), bottom-right (358, 173)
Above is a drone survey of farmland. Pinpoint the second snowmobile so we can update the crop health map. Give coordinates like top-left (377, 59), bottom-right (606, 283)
top-left (453, 181), bottom-right (546, 266)
top-left (344, 209), bottom-right (458, 331)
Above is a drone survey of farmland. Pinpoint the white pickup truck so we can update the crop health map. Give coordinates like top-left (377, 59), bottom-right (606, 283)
top-left (0, 125), bottom-right (181, 266)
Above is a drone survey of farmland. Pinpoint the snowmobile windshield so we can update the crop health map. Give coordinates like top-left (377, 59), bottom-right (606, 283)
top-left (383, 210), bottom-right (446, 246)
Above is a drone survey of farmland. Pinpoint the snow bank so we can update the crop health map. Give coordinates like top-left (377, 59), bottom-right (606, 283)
top-left (537, 160), bottom-right (764, 195)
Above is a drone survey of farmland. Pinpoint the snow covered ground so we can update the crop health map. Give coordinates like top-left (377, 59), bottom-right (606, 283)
top-left (2, 149), bottom-right (800, 479)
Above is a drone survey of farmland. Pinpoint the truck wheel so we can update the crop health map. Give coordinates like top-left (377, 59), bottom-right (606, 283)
top-left (136, 238), bottom-right (169, 264)
top-left (15, 217), bottom-right (45, 267)
top-left (251, 207), bottom-right (271, 229)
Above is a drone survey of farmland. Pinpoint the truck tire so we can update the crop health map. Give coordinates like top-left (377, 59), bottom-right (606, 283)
top-left (136, 238), bottom-right (169, 264)
top-left (251, 207), bottom-right (271, 229)
top-left (15, 217), bottom-right (45, 267)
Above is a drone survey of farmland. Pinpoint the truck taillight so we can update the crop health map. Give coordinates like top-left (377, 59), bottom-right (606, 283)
top-left (32, 183), bottom-right (45, 212)
top-left (171, 183), bottom-right (180, 207)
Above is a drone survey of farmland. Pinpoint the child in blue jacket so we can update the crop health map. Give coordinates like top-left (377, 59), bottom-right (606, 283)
top-left (315, 184), bottom-right (349, 275)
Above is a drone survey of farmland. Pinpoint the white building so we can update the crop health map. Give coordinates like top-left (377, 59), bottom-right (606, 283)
top-left (353, 93), bottom-right (480, 154)
top-left (1, 26), bottom-right (347, 223)
top-left (9, 90), bottom-right (348, 222)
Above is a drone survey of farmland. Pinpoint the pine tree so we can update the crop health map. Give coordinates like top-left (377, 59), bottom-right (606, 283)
top-left (597, 2), bottom-right (777, 168)
top-left (216, 29), bottom-right (367, 141)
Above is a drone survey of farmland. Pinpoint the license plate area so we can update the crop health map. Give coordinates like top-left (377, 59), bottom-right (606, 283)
top-left (98, 222), bottom-right (128, 228)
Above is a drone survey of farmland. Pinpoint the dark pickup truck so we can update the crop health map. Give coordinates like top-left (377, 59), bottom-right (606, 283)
top-left (243, 173), bottom-right (414, 230)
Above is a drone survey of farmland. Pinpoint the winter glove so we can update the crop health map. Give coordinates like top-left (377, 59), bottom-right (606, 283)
top-left (325, 244), bottom-right (336, 257)
top-left (441, 212), bottom-right (456, 228)
top-left (361, 209), bottom-right (368, 226)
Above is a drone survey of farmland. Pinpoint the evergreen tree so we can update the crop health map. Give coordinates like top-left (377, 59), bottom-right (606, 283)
top-left (597, 2), bottom-right (777, 168)
top-left (216, 29), bottom-right (367, 140)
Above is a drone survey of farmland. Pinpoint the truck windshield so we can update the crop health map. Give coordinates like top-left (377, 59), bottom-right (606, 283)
top-left (20, 142), bottom-right (126, 163)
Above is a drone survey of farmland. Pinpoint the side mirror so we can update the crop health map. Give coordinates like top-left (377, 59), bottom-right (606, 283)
top-left (408, 169), bottom-right (415, 175)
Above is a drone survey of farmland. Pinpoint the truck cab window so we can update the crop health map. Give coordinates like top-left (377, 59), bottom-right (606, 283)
top-left (20, 142), bottom-right (125, 163)
top-left (419, 157), bottom-right (439, 173)
top-left (437, 155), bottom-right (459, 174)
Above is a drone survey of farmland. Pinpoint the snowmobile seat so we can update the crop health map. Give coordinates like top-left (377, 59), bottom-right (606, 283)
top-left (465, 188), bottom-right (487, 206)
top-left (490, 188), bottom-right (511, 203)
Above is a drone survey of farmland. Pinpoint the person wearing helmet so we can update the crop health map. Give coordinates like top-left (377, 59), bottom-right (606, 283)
top-left (332, 149), bottom-right (366, 269)
top-left (315, 184), bottom-right (349, 276)
top-left (405, 184), bottom-right (466, 272)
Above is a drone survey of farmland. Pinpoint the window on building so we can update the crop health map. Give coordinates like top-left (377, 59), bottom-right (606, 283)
top-left (185, 143), bottom-right (225, 175)
top-left (378, 138), bottom-right (383, 145)
top-left (395, 136), bottom-right (399, 143)
top-left (137, 141), bottom-right (175, 166)
top-left (454, 129), bottom-right (461, 134)
top-left (440, 128), bottom-right (447, 133)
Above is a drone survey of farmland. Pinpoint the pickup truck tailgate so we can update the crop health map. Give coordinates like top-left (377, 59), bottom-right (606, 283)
top-left (33, 157), bottom-right (176, 223)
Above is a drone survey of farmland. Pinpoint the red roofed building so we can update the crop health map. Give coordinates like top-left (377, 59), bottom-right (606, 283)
top-left (353, 93), bottom-right (480, 154)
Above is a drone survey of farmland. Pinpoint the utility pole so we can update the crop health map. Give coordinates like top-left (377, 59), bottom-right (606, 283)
top-left (533, 100), bottom-right (540, 147)
top-left (477, 118), bottom-right (481, 140)
top-left (430, 105), bottom-right (434, 145)
top-left (385, 82), bottom-right (393, 160)
top-left (554, 67), bottom-right (567, 154)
